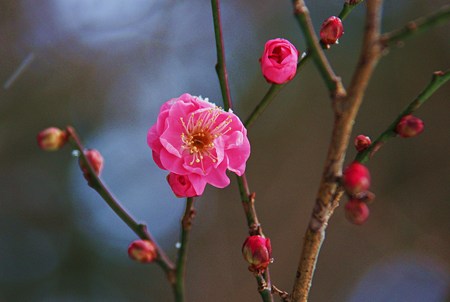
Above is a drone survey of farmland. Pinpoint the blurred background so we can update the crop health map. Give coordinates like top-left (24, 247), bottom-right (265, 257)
top-left (1, 0), bottom-right (449, 301)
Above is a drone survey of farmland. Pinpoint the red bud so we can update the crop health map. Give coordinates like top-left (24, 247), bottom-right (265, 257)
top-left (345, 199), bottom-right (370, 225)
top-left (242, 235), bottom-right (272, 274)
top-left (128, 240), bottom-right (157, 263)
top-left (342, 162), bottom-right (371, 195)
top-left (354, 135), bottom-right (371, 152)
top-left (79, 149), bottom-right (104, 185)
top-left (320, 16), bottom-right (344, 45)
top-left (396, 115), bottom-right (424, 138)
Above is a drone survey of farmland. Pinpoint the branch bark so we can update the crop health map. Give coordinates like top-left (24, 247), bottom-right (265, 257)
top-left (290, 1), bottom-right (384, 301)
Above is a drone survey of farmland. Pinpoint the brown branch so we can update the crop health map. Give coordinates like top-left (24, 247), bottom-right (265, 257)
top-left (290, 1), bottom-right (384, 301)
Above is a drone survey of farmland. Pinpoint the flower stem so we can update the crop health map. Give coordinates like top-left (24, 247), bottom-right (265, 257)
top-left (211, 0), bottom-right (233, 111)
top-left (244, 84), bottom-right (283, 128)
top-left (244, 53), bottom-right (311, 129)
top-left (65, 126), bottom-right (175, 278)
top-left (339, 1), bottom-right (362, 20)
top-left (292, 0), bottom-right (346, 98)
top-left (355, 70), bottom-right (450, 163)
top-left (174, 197), bottom-right (196, 302)
top-left (380, 4), bottom-right (450, 48)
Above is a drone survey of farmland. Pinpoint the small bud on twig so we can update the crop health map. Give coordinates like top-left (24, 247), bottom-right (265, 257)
top-left (37, 127), bottom-right (67, 151)
top-left (79, 149), bottom-right (104, 185)
top-left (128, 240), bottom-right (157, 263)
top-left (242, 235), bottom-right (272, 274)
top-left (354, 135), bottom-right (372, 152)
top-left (320, 16), bottom-right (344, 46)
top-left (395, 115), bottom-right (424, 138)
top-left (342, 162), bottom-right (371, 195)
top-left (345, 199), bottom-right (370, 225)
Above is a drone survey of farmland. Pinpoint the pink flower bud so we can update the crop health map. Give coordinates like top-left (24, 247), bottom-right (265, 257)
top-left (81, 149), bottom-right (104, 175)
top-left (260, 38), bottom-right (299, 84)
top-left (354, 135), bottom-right (371, 152)
top-left (37, 127), bottom-right (67, 151)
top-left (342, 162), bottom-right (370, 195)
top-left (345, 199), bottom-right (370, 225)
top-left (395, 115), bottom-right (424, 138)
top-left (242, 235), bottom-right (272, 274)
top-left (320, 16), bottom-right (344, 45)
top-left (79, 149), bottom-right (104, 185)
top-left (128, 240), bottom-right (157, 263)
top-left (167, 173), bottom-right (199, 198)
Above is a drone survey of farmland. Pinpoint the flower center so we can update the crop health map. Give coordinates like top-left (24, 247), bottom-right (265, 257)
top-left (269, 45), bottom-right (289, 64)
top-left (180, 107), bottom-right (232, 170)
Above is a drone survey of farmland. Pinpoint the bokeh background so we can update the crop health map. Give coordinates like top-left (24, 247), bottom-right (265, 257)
top-left (1, 0), bottom-right (449, 301)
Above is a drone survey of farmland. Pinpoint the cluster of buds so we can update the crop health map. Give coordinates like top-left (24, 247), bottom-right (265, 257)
top-left (342, 162), bottom-right (373, 225)
top-left (128, 240), bottom-right (157, 263)
top-left (320, 16), bottom-right (344, 47)
top-left (37, 127), bottom-right (68, 151)
top-left (242, 235), bottom-right (272, 274)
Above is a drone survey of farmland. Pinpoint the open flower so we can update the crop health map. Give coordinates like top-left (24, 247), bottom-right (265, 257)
top-left (148, 94), bottom-right (250, 196)
top-left (260, 38), bottom-right (299, 84)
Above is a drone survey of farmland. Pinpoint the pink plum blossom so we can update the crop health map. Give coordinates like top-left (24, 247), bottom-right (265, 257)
top-left (148, 94), bottom-right (250, 196)
top-left (167, 173), bottom-right (198, 198)
top-left (260, 38), bottom-right (299, 84)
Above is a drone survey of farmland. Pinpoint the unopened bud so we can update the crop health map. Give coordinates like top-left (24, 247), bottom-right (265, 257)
top-left (396, 115), bottom-right (424, 138)
top-left (79, 149), bottom-right (104, 185)
top-left (37, 127), bottom-right (67, 151)
top-left (354, 135), bottom-right (371, 152)
top-left (167, 173), bottom-right (198, 198)
top-left (320, 16), bottom-right (344, 45)
top-left (242, 235), bottom-right (272, 274)
top-left (342, 162), bottom-right (370, 195)
top-left (345, 199), bottom-right (369, 225)
top-left (128, 240), bottom-right (157, 263)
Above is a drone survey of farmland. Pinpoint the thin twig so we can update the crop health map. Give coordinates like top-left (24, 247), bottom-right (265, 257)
top-left (272, 284), bottom-right (290, 302)
top-left (174, 197), bottom-right (196, 302)
top-left (339, 0), bottom-right (364, 20)
top-left (380, 4), bottom-right (450, 49)
top-left (355, 70), bottom-right (450, 163)
top-left (210, 1), bottom-right (273, 301)
top-left (290, 1), bottom-right (384, 301)
top-left (65, 126), bottom-right (175, 279)
top-left (211, 0), bottom-right (233, 111)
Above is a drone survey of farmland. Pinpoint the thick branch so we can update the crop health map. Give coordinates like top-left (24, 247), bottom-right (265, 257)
top-left (290, 1), bottom-right (384, 301)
